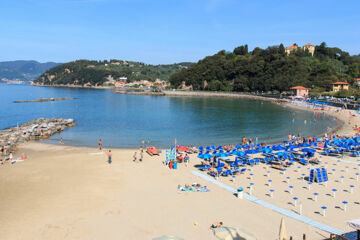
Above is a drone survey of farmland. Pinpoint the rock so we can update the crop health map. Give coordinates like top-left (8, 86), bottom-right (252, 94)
top-left (0, 118), bottom-right (76, 154)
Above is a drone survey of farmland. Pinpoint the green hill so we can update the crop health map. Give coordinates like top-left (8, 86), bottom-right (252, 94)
top-left (0, 60), bottom-right (60, 83)
top-left (169, 42), bottom-right (360, 92)
top-left (34, 60), bottom-right (193, 86)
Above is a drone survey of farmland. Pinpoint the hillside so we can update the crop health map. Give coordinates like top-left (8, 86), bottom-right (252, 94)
top-left (169, 42), bottom-right (360, 92)
top-left (0, 60), bottom-right (60, 83)
top-left (34, 60), bottom-right (192, 86)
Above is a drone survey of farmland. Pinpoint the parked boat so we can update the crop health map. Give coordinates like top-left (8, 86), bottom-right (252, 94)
top-left (147, 147), bottom-right (160, 156)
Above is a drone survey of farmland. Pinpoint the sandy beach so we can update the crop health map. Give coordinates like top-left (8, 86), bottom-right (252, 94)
top-left (1, 103), bottom-right (360, 240)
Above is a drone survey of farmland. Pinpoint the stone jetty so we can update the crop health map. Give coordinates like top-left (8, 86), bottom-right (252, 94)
top-left (0, 118), bottom-right (76, 153)
top-left (114, 90), bottom-right (165, 96)
top-left (14, 97), bottom-right (74, 103)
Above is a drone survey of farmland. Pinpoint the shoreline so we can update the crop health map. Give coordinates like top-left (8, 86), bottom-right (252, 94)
top-left (10, 85), bottom-right (356, 148)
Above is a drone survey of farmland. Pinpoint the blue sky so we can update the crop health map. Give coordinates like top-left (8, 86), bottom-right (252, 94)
top-left (0, 0), bottom-right (359, 64)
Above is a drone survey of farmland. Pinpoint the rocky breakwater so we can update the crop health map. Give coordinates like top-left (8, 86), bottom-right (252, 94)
top-left (0, 118), bottom-right (76, 153)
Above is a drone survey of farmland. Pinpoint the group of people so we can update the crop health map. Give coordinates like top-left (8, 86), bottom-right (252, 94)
top-left (241, 136), bottom-right (259, 146)
top-left (133, 146), bottom-right (144, 163)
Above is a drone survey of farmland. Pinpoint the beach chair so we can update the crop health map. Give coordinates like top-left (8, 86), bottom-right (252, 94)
top-left (222, 170), bottom-right (233, 176)
top-left (299, 159), bottom-right (309, 165)
top-left (198, 164), bottom-right (210, 171)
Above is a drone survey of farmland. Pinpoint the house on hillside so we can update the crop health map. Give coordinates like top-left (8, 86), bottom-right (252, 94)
top-left (332, 82), bottom-right (349, 92)
top-left (302, 43), bottom-right (315, 56)
top-left (290, 86), bottom-right (309, 97)
top-left (355, 78), bottom-right (360, 86)
top-left (285, 45), bottom-right (298, 55)
top-left (285, 43), bottom-right (315, 56)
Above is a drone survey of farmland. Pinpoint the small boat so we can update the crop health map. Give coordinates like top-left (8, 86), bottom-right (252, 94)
top-left (146, 147), bottom-right (159, 156)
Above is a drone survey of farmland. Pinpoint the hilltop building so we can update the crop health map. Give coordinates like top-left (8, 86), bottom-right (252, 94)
top-left (285, 43), bottom-right (315, 56)
top-left (290, 86), bottom-right (309, 97)
top-left (332, 82), bottom-right (349, 92)
top-left (285, 45), bottom-right (298, 55)
top-left (302, 43), bottom-right (315, 56)
top-left (355, 78), bottom-right (360, 86)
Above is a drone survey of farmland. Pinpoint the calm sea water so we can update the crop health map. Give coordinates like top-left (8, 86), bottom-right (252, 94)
top-left (0, 85), bottom-right (338, 148)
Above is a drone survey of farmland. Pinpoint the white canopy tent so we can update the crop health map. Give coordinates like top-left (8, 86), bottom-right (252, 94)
top-left (347, 219), bottom-right (360, 240)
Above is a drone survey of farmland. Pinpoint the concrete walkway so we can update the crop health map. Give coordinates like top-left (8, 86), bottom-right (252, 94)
top-left (321, 156), bottom-right (360, 165)
top-left (192, 170), bottom-right (344, 235)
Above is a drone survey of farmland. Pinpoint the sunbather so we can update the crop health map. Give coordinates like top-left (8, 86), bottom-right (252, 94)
top-left (209, 222), bottom-right (223, 230)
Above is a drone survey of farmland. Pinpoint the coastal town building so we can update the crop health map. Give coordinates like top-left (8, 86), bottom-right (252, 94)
top-left (285, 43), bottom-right (315, 56)
top-left (302, 43), bottom-right (315, 56)
top-left (290, 86), bottom-right (309, 97)
top-left (332, 82), bottom-right (349, 92)
top-left (285, 45), bottom-right (298, 55)
top-left (355, 78), bottom-right (360, 86)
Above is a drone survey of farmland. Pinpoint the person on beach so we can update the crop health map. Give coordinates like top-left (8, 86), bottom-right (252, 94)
top-left (209, 222), bottom-right (223, 230)
top-left (107, 150), bottom-right (112, 164)
top-left (98, 138), bottom-right (102, 150)
top-left (133, 152), bottom-right (137, 162)
top-left (60, 137), bottom-right (63, 145)
top-left (139, 151), bottom-right (143, 162)
top-left (184, 153), bottom-right (189, 167)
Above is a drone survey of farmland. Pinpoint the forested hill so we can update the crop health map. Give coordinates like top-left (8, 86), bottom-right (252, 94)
top-left (169, 42), bottom-right (360, 92)
top-left (0, 60), bottom-right (60, 82)
top-left (34, 60), bottom-right (192, 86)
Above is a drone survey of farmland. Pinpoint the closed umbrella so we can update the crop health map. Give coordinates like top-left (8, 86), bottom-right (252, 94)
top-left (213, 226), bottom-right (257, 240)
top-left (279, 218), bottom-right (287, 240)
top-left (153, 236), bottom-right (183, 240)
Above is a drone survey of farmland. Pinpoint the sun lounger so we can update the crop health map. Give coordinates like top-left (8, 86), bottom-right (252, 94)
top-left (271, 165), bottom-right (285, 170)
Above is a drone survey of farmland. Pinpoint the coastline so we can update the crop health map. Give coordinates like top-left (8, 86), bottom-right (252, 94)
top-left (2, 139), bottom-right (360, 239)
top-left (2, 89), bottom-right (360, 240)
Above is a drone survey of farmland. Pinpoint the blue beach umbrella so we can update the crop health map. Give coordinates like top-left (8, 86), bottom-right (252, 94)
top-left (354, 136), bottom-right (360, 142)
top-left (275, 152), bottom-right (289, 157)
top-left (234, 151), bottom-right (246, 156)
top-left (262, 148), bottom-right (272, 153)
top-left (215, 152), bottom-right (229, 158)
top-left (198, 152), bottom-right (213, 159)
top-left (245, 149), bottom-right (258, 154)
top-left (302, 148), bottom-right (316, 153)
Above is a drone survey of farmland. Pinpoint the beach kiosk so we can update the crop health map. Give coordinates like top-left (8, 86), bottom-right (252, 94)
top-left (347, 219), bottom-right (360, 240)
top-left (165, 149), bottom-right (176, 169)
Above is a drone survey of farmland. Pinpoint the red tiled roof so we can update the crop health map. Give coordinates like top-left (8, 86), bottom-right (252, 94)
top-left (290, 86), bottom-right (308, 90)
top-left (333, 82), bottom-right (349, 85)
top-left (286, 45), bottom-right (298, 49)
top-left (304, 43), bottom-right (313, 46)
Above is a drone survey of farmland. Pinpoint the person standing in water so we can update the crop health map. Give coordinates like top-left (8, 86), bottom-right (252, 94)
top-left (98, 138), bottom-right (102, 150)
top-left (107, 150), bottom-right (112, 164)
top-left (60, 137), bottom-right (64, 145)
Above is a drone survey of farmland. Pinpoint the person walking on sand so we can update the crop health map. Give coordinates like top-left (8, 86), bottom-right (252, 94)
top-left (107, 150), bottom-right (112, 164)
top-left (98, 138), bottom-right (102, 150)
top-left (133, 152), bottom-right (137, 162)
top-left (139, 151), bottom-right (143, 162)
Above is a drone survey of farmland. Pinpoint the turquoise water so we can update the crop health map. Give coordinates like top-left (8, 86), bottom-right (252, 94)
top-left (0, 85), bottom-right (337, 148)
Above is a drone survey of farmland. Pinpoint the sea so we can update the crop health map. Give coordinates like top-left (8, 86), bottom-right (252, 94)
top-left (0, 85), bottom-right (339, 148)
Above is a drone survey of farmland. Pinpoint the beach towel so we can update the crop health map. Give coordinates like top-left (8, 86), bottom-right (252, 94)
top-left (88, 152), bottom-right (104, 155)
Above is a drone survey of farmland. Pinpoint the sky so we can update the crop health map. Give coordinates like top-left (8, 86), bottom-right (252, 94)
top-left (0, 0), bottom-right (359, 64)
